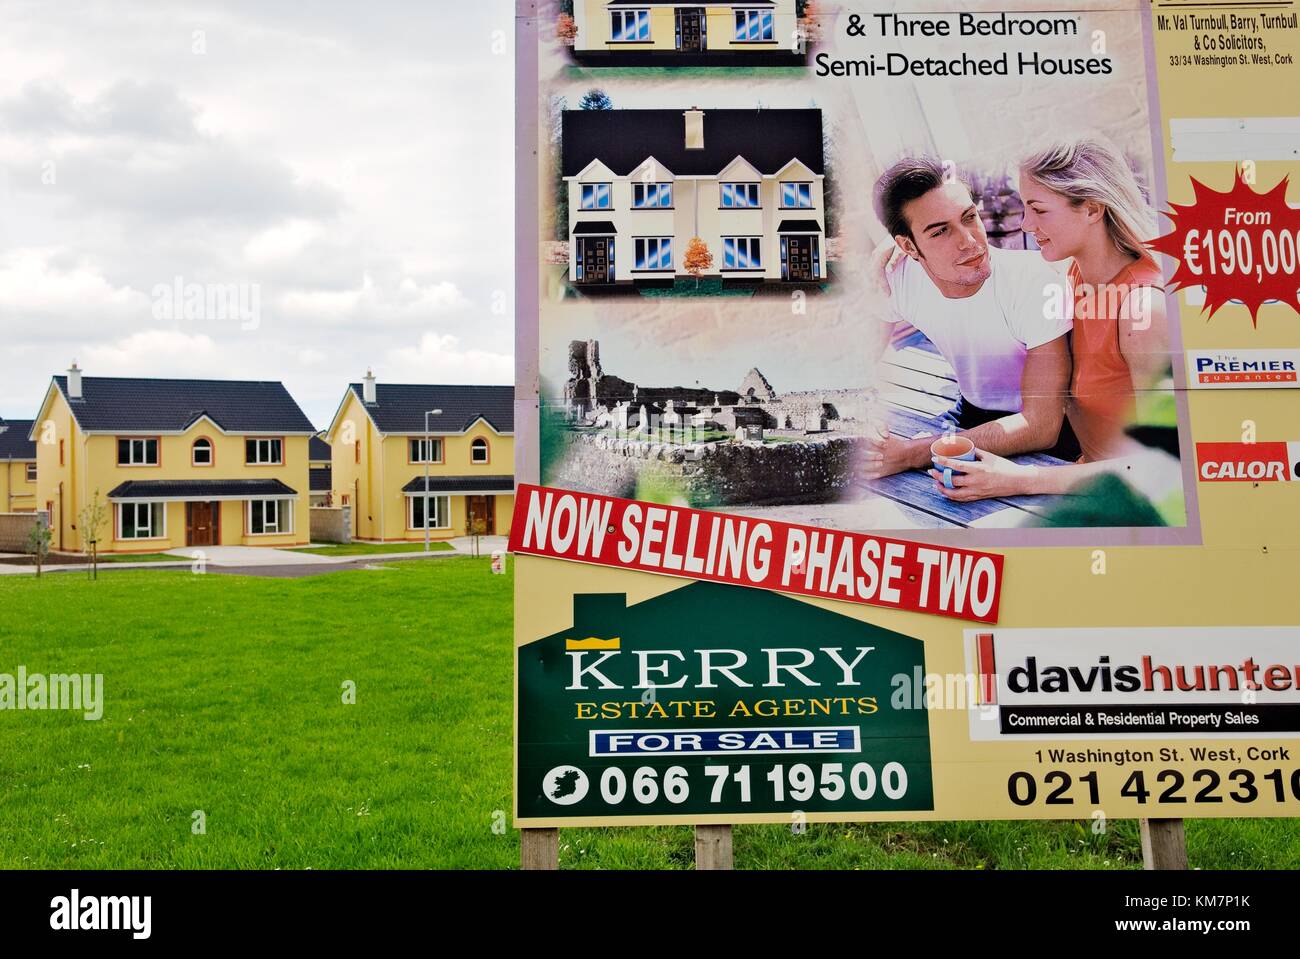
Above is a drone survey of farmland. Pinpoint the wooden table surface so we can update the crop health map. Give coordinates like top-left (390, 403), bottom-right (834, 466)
top-left (858, 329), bottom-right (1071, 530)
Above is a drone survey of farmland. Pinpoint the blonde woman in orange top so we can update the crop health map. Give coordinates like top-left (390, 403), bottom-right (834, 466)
top-left (931, 136), bottom-right (1171, 500)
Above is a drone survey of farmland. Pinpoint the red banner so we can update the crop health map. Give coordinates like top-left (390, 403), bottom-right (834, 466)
top-left (508, 484), bottom-right (1004, 623)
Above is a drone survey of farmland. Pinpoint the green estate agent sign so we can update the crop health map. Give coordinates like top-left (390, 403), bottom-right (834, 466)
top-left (517, 581), bottom-right (933, 823)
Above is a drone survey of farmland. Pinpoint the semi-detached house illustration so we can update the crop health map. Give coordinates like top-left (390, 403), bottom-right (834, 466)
top-left (571, 1), bottom-right (802, 64)
top-left (563, 107), bottom-right (826, 287)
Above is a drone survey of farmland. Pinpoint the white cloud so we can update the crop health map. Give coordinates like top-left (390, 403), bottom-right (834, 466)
top-left (243, 219), bottom-right (322, 263)
top-left (0, 248), bottom-right (147, 320)
top-left (383, 333), bottom-right (513, 384)
top-left (82, 329), bottom-right (222, 376)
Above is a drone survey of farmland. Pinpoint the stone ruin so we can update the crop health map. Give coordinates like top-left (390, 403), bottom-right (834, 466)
top-left (562, 339), bottom-right (863, 436)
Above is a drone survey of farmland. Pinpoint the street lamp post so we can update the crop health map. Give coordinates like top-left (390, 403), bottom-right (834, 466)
top-left (424, 409), bottom-right (442, 553)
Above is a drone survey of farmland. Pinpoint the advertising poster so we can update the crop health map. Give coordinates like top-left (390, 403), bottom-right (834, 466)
top-left (514, 0), bottom-right (1299, 827)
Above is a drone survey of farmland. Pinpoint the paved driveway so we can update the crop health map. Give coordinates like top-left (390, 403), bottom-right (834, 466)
top-left (165, 545), bottom-right (338, 567)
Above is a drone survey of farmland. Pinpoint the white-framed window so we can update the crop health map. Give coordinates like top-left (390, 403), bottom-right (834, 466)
top-left (192, 438), bottom-right (213, 466)
top-left (117, 437), bottom-right (159, 466)
top-left (471, 438), bottom-right (489, 464)
top-left (632, 182), bottom-right (672, 208)
top-left (723, 236), bottom-right (763, 269)
top-left (25, 463), bottom-right (36, 482)
top-left (633, 237), bottom-right (673, 271)
top-left (734, 9), bottom-right (774, 41)
top-left (580, 183), bottom-right (612, 209)
top-left (248, 498), bottom-right (293, 535)
top-left (410, 438), bottom-right (443, 463)
top-left (781, 182), bottom-right (814, 208)
top-left (611, 9), bottom-right (650, 41)
top-left (119, 502), bottom-right (165, 540)
top-left (410, 494), bottom-right (450, 530)
top-left (721, 182), bottom-right (760, 208)
top-left (245, 438), bottom-right (283, 465)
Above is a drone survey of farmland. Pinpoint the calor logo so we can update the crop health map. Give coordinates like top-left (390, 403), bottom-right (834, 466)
top-left (1195, 442), bottom-right (1300, 482)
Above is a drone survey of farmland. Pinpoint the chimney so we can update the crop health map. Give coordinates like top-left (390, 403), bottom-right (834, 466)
top-left (67, 361), bottom-right (83, 400)
top-left (362, 368), bottom-right (377, 404)
top-left (684, 107), bottom-right (704, 150)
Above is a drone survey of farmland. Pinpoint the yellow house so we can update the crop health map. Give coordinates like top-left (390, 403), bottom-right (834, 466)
top-left (0, 417), bottom-right (37, 513)
top-left (572, 1), bottom-right (802, 63)
top-left (325, 372), bottom-right (515, 543)
top-left (31, 364), bottom-right (317, 554)
top-left (564, 108), bottom-right (826, 287)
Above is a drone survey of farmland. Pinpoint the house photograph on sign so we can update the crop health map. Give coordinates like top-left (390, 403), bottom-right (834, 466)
top-left (537, 6), bottom-right (1194, 543)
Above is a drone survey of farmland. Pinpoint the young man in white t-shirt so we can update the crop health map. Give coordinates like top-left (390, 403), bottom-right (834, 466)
top-left (864, 156), bottom-right (1075, 479)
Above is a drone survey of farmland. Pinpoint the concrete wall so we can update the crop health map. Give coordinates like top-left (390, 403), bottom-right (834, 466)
top-left (0, 512), bottom-right (43, 552)
top-left (548, 432), bottom-right (860, 507)
top-left (310, 506), bottom-right (352, 544)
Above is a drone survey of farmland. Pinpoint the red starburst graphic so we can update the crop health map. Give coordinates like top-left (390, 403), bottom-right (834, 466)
top-left (1148, 169), bottom-right (1300, 325)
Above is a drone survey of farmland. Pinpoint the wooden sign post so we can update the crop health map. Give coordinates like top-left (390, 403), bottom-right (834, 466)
top-left (1140, 818), bottom-right (1189, 870)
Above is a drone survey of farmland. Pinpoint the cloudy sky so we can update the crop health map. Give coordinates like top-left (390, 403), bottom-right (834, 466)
top-left (0, 0), bottom-right (514, 427)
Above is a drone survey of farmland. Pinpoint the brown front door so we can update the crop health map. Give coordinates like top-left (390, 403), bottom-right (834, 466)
top-left (784, 236), bottom-right (815, 281)
top-left (677, 9), bottom-right (704, 50)
top-left (466, 496), bottom-right (495, 535)
top-left (580, 237), bottom-right (610, 284)
top-left (187, 501), bottom-right (217, 546)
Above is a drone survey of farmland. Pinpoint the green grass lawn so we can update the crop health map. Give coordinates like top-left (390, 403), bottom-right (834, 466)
top-left (0, 561), bottom-right (1295, 869)
top-left (291, 542), bottom-right (455, 557)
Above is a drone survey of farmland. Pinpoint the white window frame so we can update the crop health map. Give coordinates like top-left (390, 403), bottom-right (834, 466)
top-left (723, 236), bottom-right (763, 270)
top-left (471, 438), bottom-right (489, 464)
top-left (580, 183), bottom-right (612, 210)
top-left (118, 502), bottom-right (165, 540)
top-left (610, 9), bottom-right (650, 42)
top-left (780, 182), bottom-right (814, 209)
top-left (248, 498), bottom-right (293, 535)
top-left (192, 438), bottom-right (213, 466)
top-left (117, 437), bottom-right (159, 466)
top-left (720, 182), bottom-right (760, 208)
top-left (25, 463), bottom-right (36, 482)
top-left (633, 236), bottom-right (673, 272)
top-left (245, 437), bottom-right (283, 465)
top-left (632, 182), bottom-right (672, 208)
top-left (410, 438), bottom-right (444, 464)
top-left (409, 494), bottom-right (451, 530)
top-left (734, 9), bottom-right (774, 41)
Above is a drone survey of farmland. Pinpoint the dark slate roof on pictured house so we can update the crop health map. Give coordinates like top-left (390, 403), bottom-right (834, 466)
top-left (350, 384), bottom-right (514, 434)
top-left (0, 420), bottom-right (36, 460)
top-left (402, 475), bottom-right (515, 495)
top-left (310, 467), bottom-right (333, 493)
top-left (562, 109), bottom-right (823, 177)
top-left (309, 435), bottom-right (332, 461)
top-left (52, 377), bottom-right (316, 434)
top-left (106, 479), bottom-right (298, 500)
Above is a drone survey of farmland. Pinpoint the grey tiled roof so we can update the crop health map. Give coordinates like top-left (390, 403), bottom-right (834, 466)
top-left (107, 479), bottom-right (298, 500)
top-left (53, 377), bottom-right (315, 434)
top-left (0, 419), bottom-right (36, 460)
top-left (402, 475), bottom-right (515, 494)
top-left (350, 383), bottom-right (514, 434)
top-left (309, 467), bottom-right (332, 493)
top-left (309, 435), bottom-right (332, 461)
top-left (562, 109), bottom-right (824, 177)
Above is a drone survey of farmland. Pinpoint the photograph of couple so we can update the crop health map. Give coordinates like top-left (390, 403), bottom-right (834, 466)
top-left (858, 136), bottom-right (1186, 531)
